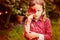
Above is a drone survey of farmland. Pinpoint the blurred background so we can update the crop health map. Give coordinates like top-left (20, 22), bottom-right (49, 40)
top-left (0, 0), bottom-right (60, 40)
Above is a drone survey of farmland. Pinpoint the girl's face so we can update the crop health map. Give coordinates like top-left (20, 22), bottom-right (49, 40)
top-left (33, 4), bottom-right (43, 20)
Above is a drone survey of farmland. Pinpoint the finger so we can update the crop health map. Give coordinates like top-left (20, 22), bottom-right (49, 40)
top-left (28, 15), bottom-right (33, 20)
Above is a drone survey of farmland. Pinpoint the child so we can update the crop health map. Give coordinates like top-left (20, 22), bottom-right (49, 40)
top-left (24, 1), bottom-right (52, 40)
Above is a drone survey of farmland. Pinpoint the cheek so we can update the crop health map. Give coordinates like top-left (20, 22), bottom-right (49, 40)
top-left (39, 10), bottom-right (43, 13)
top-left (36, 11), bottom-right (42, 16)
top-left (39, 10), bottom-right (43, 15)
top-left (35, 14), bottom-right (41, 18)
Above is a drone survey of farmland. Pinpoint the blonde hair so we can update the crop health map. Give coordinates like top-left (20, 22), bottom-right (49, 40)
top-left (26, 0), bottom-right (46, 21)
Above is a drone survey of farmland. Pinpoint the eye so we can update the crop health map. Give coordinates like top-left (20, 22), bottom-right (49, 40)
top-left (37, 10), bottom-right (41, 12)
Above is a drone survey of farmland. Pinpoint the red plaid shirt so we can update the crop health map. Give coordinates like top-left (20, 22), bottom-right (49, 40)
top-left (24, 17), bottom-right (52, 40)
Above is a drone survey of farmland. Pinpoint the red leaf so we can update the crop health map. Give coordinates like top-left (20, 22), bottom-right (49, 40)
top-left (28, 7), bottom-right (36, 14)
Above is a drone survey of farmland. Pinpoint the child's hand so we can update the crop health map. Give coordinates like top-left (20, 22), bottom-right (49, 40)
top-left (26, 32), bottom-right (36, 39)
top-left (27, 14), bottom-right (34, 22)
top-left (28, 14), bottom-right (33, 19)
top-left (26, 32), bottom-right (39, 39)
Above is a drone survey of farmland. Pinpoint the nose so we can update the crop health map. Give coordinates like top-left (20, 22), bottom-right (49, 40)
top-left (36, 11), bottom-right (39, 16)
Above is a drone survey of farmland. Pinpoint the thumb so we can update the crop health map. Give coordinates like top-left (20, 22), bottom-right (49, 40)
top-left (28, 14), bottom-right (33, 20)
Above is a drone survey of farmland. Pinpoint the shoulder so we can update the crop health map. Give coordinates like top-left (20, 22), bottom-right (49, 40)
top-left (45, 17), bottom-right (50, 22)
top-left (44, 17), bottom-right (51, 24)
top-left (44, 18), bottom-right (52, 28)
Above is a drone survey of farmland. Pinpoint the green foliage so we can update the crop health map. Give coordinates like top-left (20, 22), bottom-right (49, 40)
top-left (0, 0), bottom-right (29, 15)
top-left (0, 0), bottom-right (29, 26)
top-left (45, 0), bottom-right (60, 19)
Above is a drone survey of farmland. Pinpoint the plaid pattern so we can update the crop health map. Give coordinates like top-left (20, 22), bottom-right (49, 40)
top-left (24, 18), bottom-right (52, 40)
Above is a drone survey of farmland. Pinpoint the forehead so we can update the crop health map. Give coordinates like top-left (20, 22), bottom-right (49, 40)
top-left (35, 5), bottom-right (42, 10)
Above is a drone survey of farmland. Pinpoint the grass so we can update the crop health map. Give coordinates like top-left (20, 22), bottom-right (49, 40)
top-left (8, 24), bottom-right (25, 40)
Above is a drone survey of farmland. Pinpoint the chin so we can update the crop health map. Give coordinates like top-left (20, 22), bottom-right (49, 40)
top-left (33, 17), bottom-right (39, 20)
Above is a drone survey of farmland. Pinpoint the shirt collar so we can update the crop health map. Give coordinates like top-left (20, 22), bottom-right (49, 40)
top-left (32, 16), bottom-right (43, 22)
